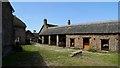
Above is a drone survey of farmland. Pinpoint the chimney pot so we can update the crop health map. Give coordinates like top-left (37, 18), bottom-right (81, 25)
top-left (33, 30), bottom-right (36, 33)
top-left (68, 20), bottom-right (70, 25)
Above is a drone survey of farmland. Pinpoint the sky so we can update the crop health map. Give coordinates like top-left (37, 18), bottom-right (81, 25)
top-left (10, 2), bottom-right (118, 33)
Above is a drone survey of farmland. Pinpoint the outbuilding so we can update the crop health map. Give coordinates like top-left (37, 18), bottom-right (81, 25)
top-left (39, 19), bottom-right (120, 51)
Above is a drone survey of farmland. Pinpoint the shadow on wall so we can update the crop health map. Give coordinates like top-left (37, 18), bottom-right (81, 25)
top-left (0, 33), bottom-right (2, 67)
top-left (2, 50), bottom-right (47, 67)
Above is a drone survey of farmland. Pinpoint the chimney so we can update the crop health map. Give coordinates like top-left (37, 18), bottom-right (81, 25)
top-left (44, 18), bottom-right (47, 26)
top-left (43, 18), bottom-right (48, 31)
top-left (68, 20), bottom-right (71, 26)
top-left (33, 30), bottom-right (36, 33)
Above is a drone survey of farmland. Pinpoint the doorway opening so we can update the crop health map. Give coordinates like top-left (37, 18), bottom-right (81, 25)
top-left (70, 38), bottom-right (75, 47)
top-left (59, 35), bottom-right (66, 47)
top-left (50, 35), bottom-right (56, 45)
top-left (83, 38), bottom-right (90, 50)
top-left (38, 36), bottom-right (42, 44)
top-left (44, 36), bottom-right (48, 44)
top-left (101, 39), bottom-right (109, 51)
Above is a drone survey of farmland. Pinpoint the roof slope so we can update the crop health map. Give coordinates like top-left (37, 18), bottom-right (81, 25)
top-left (14, 16), bottom-right (26, 28)
top-left (39, 21), bottom-right (119, 35)
top-left (33, 33), bottom-right (39, 37)
top-left (47, 24), bottom-right (58, 27)
top-left (2, 2), bottom-right (15, 12)
top-left (26, 30), bottom-right (34, 37)
top-left (38, 24), bottom-right (58, 34)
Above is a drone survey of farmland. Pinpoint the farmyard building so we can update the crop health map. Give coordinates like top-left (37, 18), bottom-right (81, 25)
top-left (39, 19), bottom-right (120, 51)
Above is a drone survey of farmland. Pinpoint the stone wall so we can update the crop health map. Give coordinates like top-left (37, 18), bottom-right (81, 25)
top-left (118, 34), bottom-right (120, 52)
top-left (2, 2), bottom-right (14, 56)
top-left (0, 2), bottom-right (2, 58)
top-left (14, 27), bottom-right (26, 44)
top-left (66, 34), bottom-right (119, 51)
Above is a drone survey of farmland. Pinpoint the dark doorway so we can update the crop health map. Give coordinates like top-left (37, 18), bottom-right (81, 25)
top-left (44, 36), bottom-right (48, 44)
top-left (50, 35), bottom-right (56, 45)
top-left (83, 38), bottom-right (90, 50)
top-left (70, 38), bottom-right (75, 47)
top-left (59, 35), bottom-right (66, 47)
top-left (38, 39), bottom-right (42, 44)
top-left (38, 36), bottom-right (42, 43)
top-left (101, 39), bottom-right (109, 51)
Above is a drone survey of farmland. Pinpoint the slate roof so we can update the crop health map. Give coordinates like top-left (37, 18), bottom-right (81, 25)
top-left (39, 20), bottom-right (119, 35)
top-left (2, 2), bottom-right (15, 12)
top-left (38, 24), bottom-right (58, 34)
top-left (26, 30), bottom-right (34, 37)
top-left (33, 33), bottom-right (39, 37)
top-left (47, 24), bottom-right (58, 27)
top-left (14, 16), bottom-right (26, 28)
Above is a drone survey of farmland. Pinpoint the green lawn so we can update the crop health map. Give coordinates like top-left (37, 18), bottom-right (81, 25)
top-left (3, 43), bottom-right (119, 66)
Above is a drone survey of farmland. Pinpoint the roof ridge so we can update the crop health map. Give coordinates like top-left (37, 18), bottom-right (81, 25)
top-left (77, 20), bottom-right (118, 25)
top-left (47, 20), bottom-right (118, 29)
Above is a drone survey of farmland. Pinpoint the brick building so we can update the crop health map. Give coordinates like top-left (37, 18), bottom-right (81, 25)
top-left (39, 19), bottom-right (120, 51)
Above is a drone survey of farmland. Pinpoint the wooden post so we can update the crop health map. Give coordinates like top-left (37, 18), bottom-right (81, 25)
top-left (42, 36), bottom-right (44, 44)
top-left (56, 35), bottom-right (59, 46)
top-left (49, 35), bottom-right (51, 45)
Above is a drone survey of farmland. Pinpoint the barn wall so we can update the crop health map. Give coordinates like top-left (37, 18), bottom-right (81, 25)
top-left (14, 27), bottom-right (26, 45)
top-left (0, 2), bottom-right (2, 64)
top-left (2, 2), bottom-right (14, 56)
top-left (118, 34), bottom-right (120, 52)
top-left (66, 34), bottom-right (118, 51)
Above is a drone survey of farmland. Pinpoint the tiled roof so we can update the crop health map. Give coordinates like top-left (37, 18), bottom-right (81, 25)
top-left (39, 20), bottom-right (119, 35)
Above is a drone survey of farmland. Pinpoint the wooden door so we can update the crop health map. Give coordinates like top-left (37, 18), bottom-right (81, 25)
top-left (83, 38), bottom-right (90, 50)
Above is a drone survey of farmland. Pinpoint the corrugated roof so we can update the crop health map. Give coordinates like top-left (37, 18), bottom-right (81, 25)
top-left (39, 20), bottom-right (119, 35)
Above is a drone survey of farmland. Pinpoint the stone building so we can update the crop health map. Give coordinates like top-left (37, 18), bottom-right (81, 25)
top-left (39, 19), bottom-right (120, 51)
top-left (26, 30), bottom-right (39, 44)
top-left (0, 2), bottom-right (2, 62)
top-left (26, 30), bottom-right (34, 44)
top-left (14, 16), bottom-right (26, 45)
top-left (38, 19), bottom-right (58, 44)
top-left (33, 30), bottom-right (39, 42)
top-left (2, 2), bottom-right (15, 56)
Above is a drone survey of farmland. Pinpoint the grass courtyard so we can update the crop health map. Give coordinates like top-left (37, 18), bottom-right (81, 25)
top-left (3, 43), bottom-right (119, 66)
